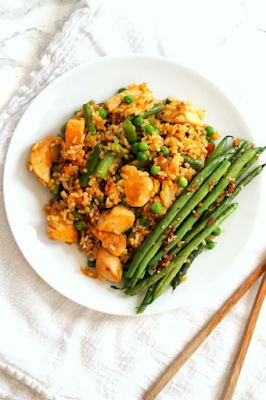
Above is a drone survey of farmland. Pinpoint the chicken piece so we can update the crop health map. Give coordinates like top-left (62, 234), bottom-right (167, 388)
top-left (121, 165), bottom-right (154, 207)
top-left (47, 203), bottom-right (78, 243)
top-left (97, 205), bottom-right (135, 234)
top-left (65, 119), bottom-right (85, 151)
top-left (105, 83), bottom-right (154, 115)
top-left (91, 227), bottom-right (126, 257)
top-left (28, 135), bottom-right (55, 185)
top-left (159, 100), bottom-right (205, 126)
top-left (96, 247), bottom-right (122, 282)
top-left (50, 145), bottom-right (61, 163)
top-left (105, 87), bottom-right (142, 113)
top-left (160, 180), bottom-right (181, 208)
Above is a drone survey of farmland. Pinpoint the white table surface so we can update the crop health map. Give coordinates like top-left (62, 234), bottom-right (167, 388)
top-left (1, 1), bottom-right (266, 399)
top-left (0, 0), bottom-right (77, 112)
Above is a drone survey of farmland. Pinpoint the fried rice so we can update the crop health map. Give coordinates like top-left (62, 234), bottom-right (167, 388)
top-left (26, 82), bottom-right (218, 283)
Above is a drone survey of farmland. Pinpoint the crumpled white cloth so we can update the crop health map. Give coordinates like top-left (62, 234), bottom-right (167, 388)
top-left (1, 1), bottom-right (266, 399)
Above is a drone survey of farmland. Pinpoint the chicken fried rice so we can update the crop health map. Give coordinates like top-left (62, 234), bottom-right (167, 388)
top-left (26, 83), bottom-right (219, 283)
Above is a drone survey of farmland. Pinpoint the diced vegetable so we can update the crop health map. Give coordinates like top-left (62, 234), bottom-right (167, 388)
top-left (94, 152), bottom-right (116, 179)
top-left (122, 119), bottom-right (138, 144)
top-left (80, 145), bottom-right (101, 187)
top-left (142, 103), bottom-right (164, 118)
top-left (83, 102), bottom-right (97, 135)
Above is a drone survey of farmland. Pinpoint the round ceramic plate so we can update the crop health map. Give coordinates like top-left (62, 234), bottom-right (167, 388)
top-left (4, 55), bottom-right (262, 316)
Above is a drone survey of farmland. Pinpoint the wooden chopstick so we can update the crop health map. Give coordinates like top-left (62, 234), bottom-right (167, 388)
top-left (144, 258), bottom-right (266, 400)
top-left (221, 270), bottom-right (266, 400)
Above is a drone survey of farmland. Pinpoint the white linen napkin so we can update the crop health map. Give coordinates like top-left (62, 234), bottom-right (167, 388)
top-left (1, 1), bottom-right (266, 399)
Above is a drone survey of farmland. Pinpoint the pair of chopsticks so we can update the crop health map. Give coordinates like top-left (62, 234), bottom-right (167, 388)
top-left (144, 257), bottom-right (266, 400)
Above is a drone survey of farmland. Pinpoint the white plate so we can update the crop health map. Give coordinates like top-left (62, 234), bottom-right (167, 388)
top-left (4, 54), bottom-right (262, 316)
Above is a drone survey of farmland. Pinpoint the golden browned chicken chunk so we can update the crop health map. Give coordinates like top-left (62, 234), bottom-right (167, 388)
top-left (121, 165), bottom-right (154, 207)
top-left (47, 203), bottom-right (78, 243)
top-left (105, 83), bottom-right (154, 115)
top-left (91, 227), bottom-right (126, 257)
top-left (97, 205), bottom-right (135, 234)
top-left (65, 118), bottom-right (85, 150)
top-left (96, 247), bottom-right (122, 282)
top-left (159, 100), bottom-right (205, 126)
top-left (27, 135), bottom-right (55, 185)
top-left (63, 118), bottom-right (86, 162)
top-left (160, 180), bottom-right (180, 208)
